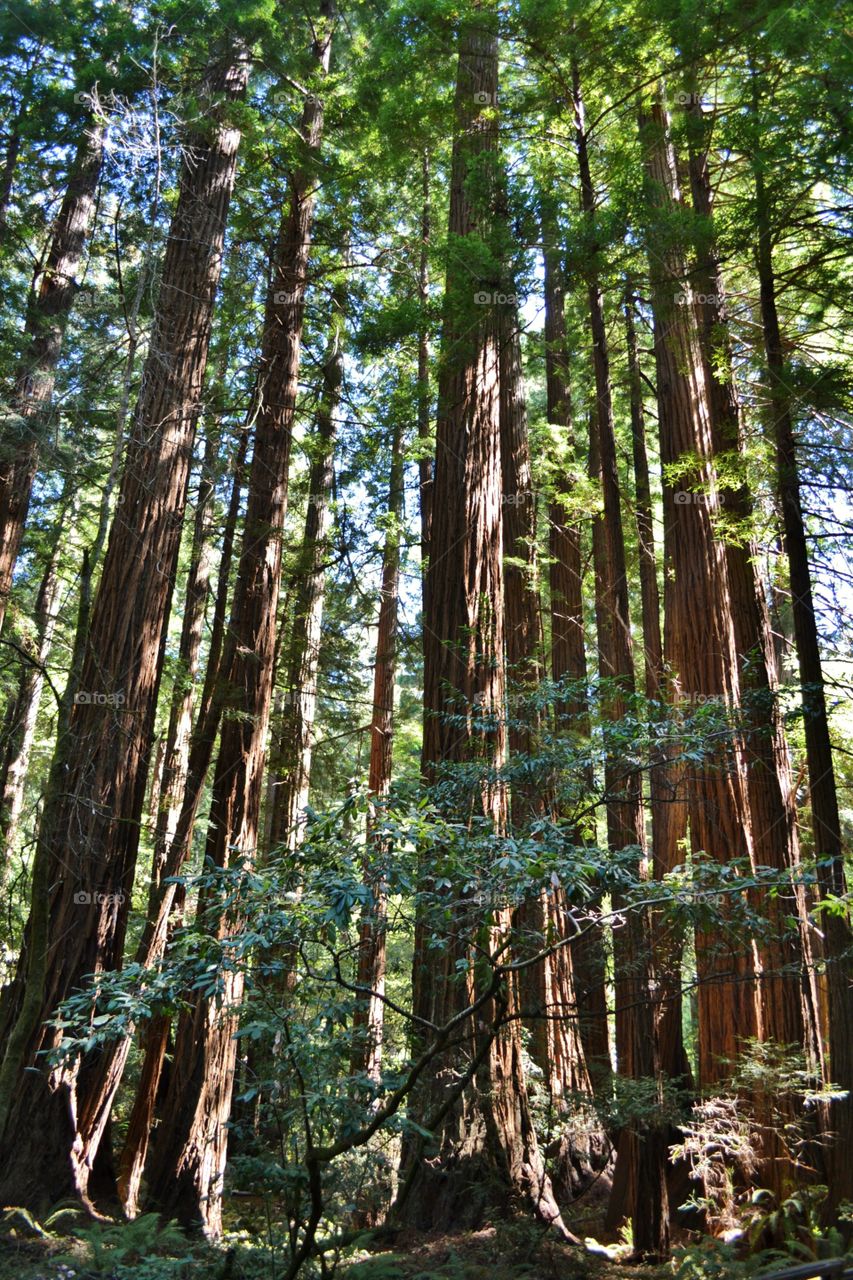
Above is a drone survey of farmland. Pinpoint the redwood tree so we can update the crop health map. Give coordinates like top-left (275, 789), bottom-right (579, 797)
top-left (144, 7), bottom-right (335, 1234)
top-left (0, 44), bottom-right (250, 1209)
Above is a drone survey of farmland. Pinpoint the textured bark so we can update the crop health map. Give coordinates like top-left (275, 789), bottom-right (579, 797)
top-left (685, 104), bottom-right (810, 1072)
top-left (501, 298), bottom-right (590, 1105)
top-left (752, 135), bottom-right (853, 1204)
top-left (402, 22), bottom-right (568, 1238)
top-left (266, 322), bottom-right (341, 857)
top-left (639, 94), bottom-right (758, 1091)
top-left (69, 421), bottom-right (243, 1204)
top-left (144, 12), bottom-right (334, 1235)
top-left (543, 220), bottom-right (610, 1085)
top-left (114, 433), bottom-right (247, 1218)
top-left (0, 121), bottom-right (104, 633)
top-left (573, 63), bottom-right (668, 1257)
top-left (352, 418), bottom-right (404, 1081)
top-left (0, 46), bottom-right (250, 1210)
top-left (624, 294), bottom-right (690, 1085)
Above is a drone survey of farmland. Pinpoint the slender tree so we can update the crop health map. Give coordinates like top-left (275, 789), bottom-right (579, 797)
top-left (144, 7), bottom-right (336, 1233)
top-left (352, 415), bottom-right (404, 1081)
top-left (0, 43), bottom-right (250, 1209)
top-left (0, 120), bottom-right (104, 633)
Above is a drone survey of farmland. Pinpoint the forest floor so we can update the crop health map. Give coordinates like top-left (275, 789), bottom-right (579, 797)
top-left (0, 1183), bottom-right (674, 1280)
top-left (0, 1227), bottom-right (669, 1280)
top-left (0, 1212), bottom-right (672, 1280)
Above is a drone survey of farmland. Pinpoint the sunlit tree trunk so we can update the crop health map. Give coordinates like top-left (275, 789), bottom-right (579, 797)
top-left (0, 47), bottom-right (250, 1210)
top-left (144, 11), bottom-right (335, 1235)
top-left (639, 93), bottom-right (759, 1092)
top-left (685, 99), bottom-right (811, 1075)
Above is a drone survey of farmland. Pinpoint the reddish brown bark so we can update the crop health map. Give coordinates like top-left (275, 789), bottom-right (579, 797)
top-left (0, 121), bottom-right (104, 633)
top-left (0, 47), bottom-right (250, 1209)
top-left (624, 293), bottom-right (690, 1086)
top-left (143, 12), bottom-right (335, 1235)
top-left (543, 220), bottom-right (610, 1085)
top-left (417, 150), bottom-right (433, 567)
top-left (114, 434), bottom-right (247, 1218)
top-left (401, 21), bottom-right (569, 1238)
top-left (266, 318), bottom-right (341, 857)
top-left (639, 95), bottom-right (759, 1091)
top-left (573, 62), bottom-right (668, 1257)
top-left (685, 105), bottom-right (810, 1072)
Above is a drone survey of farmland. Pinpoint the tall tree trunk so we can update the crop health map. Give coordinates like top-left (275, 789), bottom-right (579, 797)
top-left (70, 418), bottom-right (242, 1201)
top-left (0, 45), bottom-right (250, 1211)
top-left (639, 92), bottom-right (759, 1092)
top-left (115, 431), bottom-right (247, 1218)
top-left (684, 98), bottom-right (811, 1072)
top-left (417, 150), bottom-right (433, 567)
top-left (542, 217), bottom-right (610, 1085)
top-left (144, 11), bottom-right (334, 1235)
top-left (266, 321), bottom-right (341, 858)
top-left (0, 120), bottom-right (104, 633)
top-left (400, 19), bottom-right (569, 1238)
top-left (751, 111), bottom-right (853, 1204)
top-left (352, 417), bottom-right (404, 1081)
top-left (573, 62), bottom-right (669, 1257)
top-left (624, 293), bottom-right (690, 1086)
top-left (501, 300), bottom-right (590, 1102)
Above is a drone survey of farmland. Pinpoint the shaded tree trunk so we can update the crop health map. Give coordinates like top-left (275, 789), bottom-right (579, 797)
top-left (751, 117), bottom-right (853, 1205)
top-left (115, 431), bottom-right (247, 1218)
top-left (543, 217), bottom-right (610, 1086)
top-left (352, 416), bottom-right (404, 1081)
top-left (0, 499), bottom-right (68, 879)
top-left (624, 293), bottom-right (690, 1086)
top-left (266, 319), bottom-right (342, 858)
top-left (400, 21), bottom-right (569, 1239)
top-left (0, 45), bottom-right (250, 1210)
top-left (573, 61), bottom-right (668, 1257)
top-left (70, 419), bottom-right (244, 1203)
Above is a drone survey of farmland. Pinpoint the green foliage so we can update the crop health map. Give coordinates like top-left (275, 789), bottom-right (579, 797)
top-left (54, 1215), bottom-right (190, 1277)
